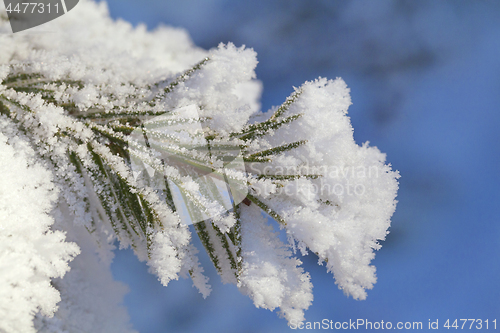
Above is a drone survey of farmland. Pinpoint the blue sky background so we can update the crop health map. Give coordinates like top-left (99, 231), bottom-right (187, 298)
top-left (104, 1), bottom-right (500, 332)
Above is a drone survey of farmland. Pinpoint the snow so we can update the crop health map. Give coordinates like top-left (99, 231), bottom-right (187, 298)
top-left (99, 1), bottom-right (500, 332)
top-left (238, 204), bottom-right (313, 323)
top-left (246, 78), bottom-right (399, 300)
top-left (0, 0), bottom-right (400, 330)
top-left (34, 202), bottom-right (138, 333)
top-left (0, 117), bottom-right (79, 333)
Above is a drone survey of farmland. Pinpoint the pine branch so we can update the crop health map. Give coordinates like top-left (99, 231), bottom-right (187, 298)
top-left (245, 193), bottom-right (287, 226)
top-left (150, 57), bottom-right (210, 103)
top-left (1, 38), bottom-right (398, 327)
top-left (236, 114), bottom-right (302, 141)
top-left (268, 87), bottom-right (302, 121)
top-left (245, 140), bottom-right (307, 159)
top-left (256, 174), bottom-right (320, 180)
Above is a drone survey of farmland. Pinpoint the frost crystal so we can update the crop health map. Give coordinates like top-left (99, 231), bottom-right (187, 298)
top-left (0, 0), bottom-right (399, 329)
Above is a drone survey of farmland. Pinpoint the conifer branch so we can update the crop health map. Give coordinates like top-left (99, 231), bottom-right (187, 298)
top-left (268, 88), bottom-right (302, 121)
top-left (245, 140), bottom-right (307, 159)
top-left (0, 20), bottom-right (399, 327)
top-left (150, 57), bottom-right (210, 103)
top-left (246, 193), bottom-right (287, 226)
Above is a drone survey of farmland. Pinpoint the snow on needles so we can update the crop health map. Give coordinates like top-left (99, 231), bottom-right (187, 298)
top-left (0, 0), bottom-right (399, 329)
top-left (247, 78), bottom-right (400, 300)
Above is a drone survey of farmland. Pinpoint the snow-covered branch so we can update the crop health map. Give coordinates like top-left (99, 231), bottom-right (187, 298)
top-left (0, 1), bottom-right (399, 331)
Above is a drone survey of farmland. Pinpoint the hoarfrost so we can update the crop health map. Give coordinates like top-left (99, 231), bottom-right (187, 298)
top-left (0, 0), bottom-right (398, 329)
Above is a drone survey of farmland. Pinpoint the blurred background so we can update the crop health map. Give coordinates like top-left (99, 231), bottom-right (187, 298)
top-left (103, 1), bottom-right (500, 332)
